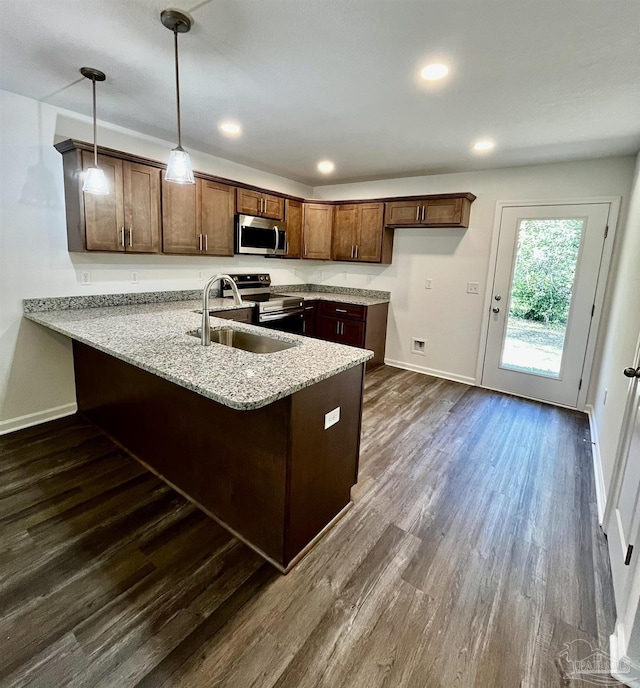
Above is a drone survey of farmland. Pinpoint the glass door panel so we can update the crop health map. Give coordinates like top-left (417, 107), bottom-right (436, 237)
top-left (500, 218), bottom-right (584, 378)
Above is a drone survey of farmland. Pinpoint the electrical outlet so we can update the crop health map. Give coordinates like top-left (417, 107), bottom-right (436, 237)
top-left (197, 270), bottom-right (204, 281)
top-left (467, 282), bottom-right (480, 294)
top-left (411, 337), bottom-right (427, 356)
top-left (81, 271), bottom-right (91, 286)
top-left (425, 278), bottom-right (433, 290)
top-left (324, 407), bottom-right (341, 430)
top-left (130, 271), bottom-right (139, 284)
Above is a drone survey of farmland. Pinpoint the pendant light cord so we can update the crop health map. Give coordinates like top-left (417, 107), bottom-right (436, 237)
top-left (174, 28), bottom-right (182, 149)
top-left (92, 76), bottom-right (98, 167)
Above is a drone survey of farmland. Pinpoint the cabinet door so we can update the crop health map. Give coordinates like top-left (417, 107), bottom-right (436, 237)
top-left (356, 203), bottom-right (384, 262)
top-left (332, 204), bottom-right (358, 261)
top-left (317, 315), bottom-right (342, 343)
top-left (302, 204), bottom-right (333, 260)
top-left (82, 151), bottom-right (125, 252)
top-left (383, 200), bottom-right (423, 227)
top-left (198, 180), bottom-right (235, 256)
top-left (236, 188), bottom-right (261, 216)
top-left (302, 302), bottom-right (317, 337)
top-left (162, 179), bottom-right (199, 254)
top-left (423, 198), bottom-right (463, 226)
top-left (340, 319), bottom-right (366, 347)
top-left (122, 161), bottom-right (160, 253)
top-left (285, 199), bottom-right (302, 258)
top-left (262, 193), bottom-right (284, 221)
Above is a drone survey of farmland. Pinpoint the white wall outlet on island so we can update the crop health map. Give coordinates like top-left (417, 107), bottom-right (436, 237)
top-left (324, 407), bottom-right (340, 430)
top-left (425, 278), bottom-right (433, 290)
top-left (367, 275), bottom-right (373, 284)
top-left (411, 337), bottom-right (427, 356)
top-left (198, 270), bottom-right (204, 281)
top-left (130, 271), bottom-right (139, 284)
top-left (467, 282), bottom-right (480, 294)
top-left (81, 271), bottom-right (91, 286)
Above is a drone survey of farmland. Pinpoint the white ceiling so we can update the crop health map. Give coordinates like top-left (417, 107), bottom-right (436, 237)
top-left (2, 0), bottom-right (639, 184)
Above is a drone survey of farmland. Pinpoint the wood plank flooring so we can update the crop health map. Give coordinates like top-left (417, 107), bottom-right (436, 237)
top-left (0, 366), bottom-right (619, 687)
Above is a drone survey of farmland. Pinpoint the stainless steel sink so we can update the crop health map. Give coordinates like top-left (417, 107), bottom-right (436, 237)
top-left (188, 327), bottom-right (299, 354)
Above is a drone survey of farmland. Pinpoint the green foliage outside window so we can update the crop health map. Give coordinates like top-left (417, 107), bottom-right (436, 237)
top-left (509, 219), bottom-right (583, 324)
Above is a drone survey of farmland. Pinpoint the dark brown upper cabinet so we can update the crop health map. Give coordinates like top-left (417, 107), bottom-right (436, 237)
top-left (284, 199), bottom-right (302, 258)
top-left (383, 194), bottom-right (475, 228)
top-left (332, 202), bottom-right (389, 264)
top-left (302, 203), bottom-right (333, 260)
top-left (163, 178), bottom-right (235, 256)
top-left (56, 142), bottom-right (161, 253)
top-left (236, 188), bottom-right (284, 221)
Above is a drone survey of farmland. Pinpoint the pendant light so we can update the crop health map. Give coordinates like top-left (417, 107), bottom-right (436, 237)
top-left (80, 67), bottom-right (109, 195)
top-left (161, 9), bottom-right (195, 184)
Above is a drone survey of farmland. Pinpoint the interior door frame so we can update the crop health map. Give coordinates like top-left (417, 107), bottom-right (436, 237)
top-left (475, 196), bottom-right (621, 410)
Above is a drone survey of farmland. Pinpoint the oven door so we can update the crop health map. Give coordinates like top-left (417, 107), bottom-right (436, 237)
top-left (235, 217), bottom-right (286, 256)
top-left (258, 308), bottom-right (304, 335)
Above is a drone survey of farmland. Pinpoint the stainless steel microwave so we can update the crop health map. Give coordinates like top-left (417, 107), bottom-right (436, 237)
top-left (235, 214), bottom-right (287, 256)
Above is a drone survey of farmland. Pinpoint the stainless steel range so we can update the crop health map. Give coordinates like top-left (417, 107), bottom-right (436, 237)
top-left (222, 274), bottom-right (304, 334)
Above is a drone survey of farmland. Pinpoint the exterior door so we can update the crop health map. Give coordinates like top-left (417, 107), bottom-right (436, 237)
top-left (607, 334), bottom-right (640, 612)
top-left (482, 203), bottom-right (610, 407)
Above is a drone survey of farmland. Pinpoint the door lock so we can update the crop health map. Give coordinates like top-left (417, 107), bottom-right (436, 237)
top-left (623, 366), bottom-right (640, 379)
top-left (494, 295), bottom-right (502, 301)
top-left (492, 307), bottom-right (500, 314)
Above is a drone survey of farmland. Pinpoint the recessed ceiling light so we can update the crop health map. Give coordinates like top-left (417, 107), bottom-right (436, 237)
top-left (421, 63), bottom-right (449, 81)
top-left (473, 139), bottom-right (495, 153)
top-left (219, 121), bottom-right (241, 135)
top-left (317, 160), bottom-right (335, 174)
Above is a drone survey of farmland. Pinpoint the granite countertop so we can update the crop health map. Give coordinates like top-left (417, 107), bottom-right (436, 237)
top-left (279, 291), bottom-right (389, 307)
top-left (25, 301), bottom-right (373, 411)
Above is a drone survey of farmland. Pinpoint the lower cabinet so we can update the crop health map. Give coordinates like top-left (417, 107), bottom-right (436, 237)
top-left (302, 302), bottom-right (317, 336)
top-left (315, 300), bottom-right (388, 370)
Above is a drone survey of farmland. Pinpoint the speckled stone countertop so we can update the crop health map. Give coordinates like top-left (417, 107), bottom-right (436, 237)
top-left (273, 284), bottom-right (390, 307)
top-left (24, 301), bottom-right (373, 411)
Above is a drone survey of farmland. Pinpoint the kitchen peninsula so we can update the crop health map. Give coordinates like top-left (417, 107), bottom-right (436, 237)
top-left (24, 292), bottom-right (375, 572)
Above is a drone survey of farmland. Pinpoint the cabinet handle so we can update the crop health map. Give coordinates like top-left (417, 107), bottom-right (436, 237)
top-left (304, 243), bottom-right (307, 256)
top-left (121, 227), bottom-right (126, 247)
top-left (340, 322), bottom-right (344, 335)
top-left (355, 245), bottom-right (359, 259)
top-left (336, 308), bottom-right (347, 313)
top-left (421, 206), bottom-right (426, 222)
top-left (205, 235), bottom-right (208, 251)
top-left (336, 320), bottom-right (339, 335)
top-left (128, 228), bottom-right (133, 247)
top-left (198, 234), bottom-right (203, 252)
top-left (416, 206), bottom-right (420, 221)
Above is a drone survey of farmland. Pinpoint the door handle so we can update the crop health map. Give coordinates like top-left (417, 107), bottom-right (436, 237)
top-left (624, 366), bottom-right (640, 378)
top-left (492, 307), bottom-right (500, 314)
top-left (494, 295), bottom-right (502, 301)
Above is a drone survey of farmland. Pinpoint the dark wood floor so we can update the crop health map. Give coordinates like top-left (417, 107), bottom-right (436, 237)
top-left (0, 366), bottom-right (619, 687)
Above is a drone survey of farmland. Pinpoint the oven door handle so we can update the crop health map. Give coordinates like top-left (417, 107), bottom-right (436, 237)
top-left (259, 307), bottom-right (304, 322)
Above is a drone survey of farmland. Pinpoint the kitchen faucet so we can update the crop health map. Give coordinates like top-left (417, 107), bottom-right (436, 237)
top-left (201, 274), bottom-right (243, 346)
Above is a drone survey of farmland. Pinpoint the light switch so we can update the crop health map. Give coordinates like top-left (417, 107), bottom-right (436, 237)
top-left (425, 278), bottom-right (433, 290)
top-left (324, 407), bottom-right (340, 429)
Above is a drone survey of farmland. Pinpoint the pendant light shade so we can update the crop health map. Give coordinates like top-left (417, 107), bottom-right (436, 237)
top-left (80, 67), bottom-right (109, 195)
top-left (161, 9), bottom-right (195, 185)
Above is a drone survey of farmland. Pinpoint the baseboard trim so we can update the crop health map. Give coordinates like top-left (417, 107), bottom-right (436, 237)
top-left (384, 358), bottom-right (475, 386)
top-left (610, 623), bottom-right (640, 686)
top-left (0, 403), bottom-right (78, 436)
top-left (586, 403), bottom-right (607, 525)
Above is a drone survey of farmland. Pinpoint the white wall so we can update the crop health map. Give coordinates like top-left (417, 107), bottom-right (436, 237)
top-left (590, 152), bottom-right (640, 493)
top-left (0, 89), bottom-right (312, 432)
top-left (312, 158), bottom-right (635, 384)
